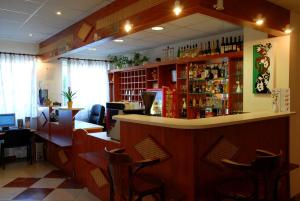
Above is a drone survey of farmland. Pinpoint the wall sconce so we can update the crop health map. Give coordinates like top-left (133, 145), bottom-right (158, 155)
top-left (255, 14), bottom-right (265, 26)
top-left (283, 24), bottom-right (292, 34)
top-left (124, 20), bottom-right (133, 33)
top-left (214, 0), bottom-right (224, 10)
top-left (173, 0), bottom-right (182, 16)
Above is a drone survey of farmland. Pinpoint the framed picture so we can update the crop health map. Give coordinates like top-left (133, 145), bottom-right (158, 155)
top-left (253, 42), bottom-right (274, 94)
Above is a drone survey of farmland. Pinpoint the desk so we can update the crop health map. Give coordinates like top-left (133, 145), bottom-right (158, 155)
top-left (74, 120), bottom-right (103, 133)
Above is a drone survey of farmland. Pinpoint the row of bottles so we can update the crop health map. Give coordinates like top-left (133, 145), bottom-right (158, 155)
top-left (181, 96), bottom-right (229, 118)
top-left (188, 62), bottom-right (228, 80)
top-left (189, 79), bottom-right (228, 94)
top-left (177, 35), bottom-right (243, 59)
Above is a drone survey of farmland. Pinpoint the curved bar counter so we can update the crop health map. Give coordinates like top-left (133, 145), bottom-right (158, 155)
top-left (114, 112), bottom-right (294, 201)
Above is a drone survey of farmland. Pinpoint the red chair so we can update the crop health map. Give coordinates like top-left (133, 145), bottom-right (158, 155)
top-left (104, 147), bottom-right (164, 201)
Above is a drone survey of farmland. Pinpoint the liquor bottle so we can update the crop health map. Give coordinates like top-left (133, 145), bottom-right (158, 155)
top-left (221, 37), bottom-right (225, 54)
top-left (211, 40), bottom-right (215, 55)
top-left (207, 41), bottom-right (211, 55)
top-left (216, 40), bottom-right (221, 54)
top-left (177, 47), bottom-right (181, 58)
top-left (203, 42), bottom-right (207, 56)
top-left (237, 36), bottom-right (242, 52)
top-left (199, 43), bottom-right (203, 56)
top-left (181, 98), bottom-right (187, 118)
top-left (232, 37), bottom-right (237, 52)
top-left (225, 37), bottom-right (229, 53)
top-left (229, 37), bottom-right (233, 52)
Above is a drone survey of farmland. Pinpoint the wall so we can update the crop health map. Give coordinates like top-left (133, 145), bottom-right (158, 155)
top-left (243, 28), bottom-right (290, 112)
top-left (0, 39), bottom-right (38, 54)
top-left (289, 10), bottom-right (300, 197)
top-left (37, 59), bottom-right (62, 103)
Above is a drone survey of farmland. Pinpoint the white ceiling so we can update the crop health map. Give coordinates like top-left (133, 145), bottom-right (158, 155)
top-left (67, 13), bottom-right (241, 59)
top-left (267, 0), bottom-right (300, 14)
top-left (0, 0), bottom-right (114, 43)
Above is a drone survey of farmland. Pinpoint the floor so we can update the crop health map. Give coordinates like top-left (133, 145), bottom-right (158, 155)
top-left (0, 161), bottom-right (102, 201)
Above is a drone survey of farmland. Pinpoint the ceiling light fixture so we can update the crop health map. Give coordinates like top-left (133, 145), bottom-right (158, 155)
top-left (56, 11), bottom-right (62, 15)
top-left (114, 39), bottom-right (124, 42)
top-left (173, 0), bottom-right (182, 16)
top-left (29, 33), bottom-right (33, 37)
top-left (214, 0), bottom-right (224, 10)
top-left (255, 15), bottom-right (265, 26)
top-left (124, 20), bottom-right (133, 33)
top-left (283, 24), bottom-right (292, 34)
top-left (88, 48), bottom-right (97, 51)
top-left (152, 26), bottom-right (164, 31)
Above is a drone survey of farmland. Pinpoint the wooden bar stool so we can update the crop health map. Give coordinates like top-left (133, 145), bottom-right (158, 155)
top-left (216, 149), bottom-right (298, 201)
top-left (104, 147), bottom-right (165, 201)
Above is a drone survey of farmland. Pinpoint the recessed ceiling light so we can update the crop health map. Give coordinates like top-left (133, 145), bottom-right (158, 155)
top-left (29, 33), bottom-right (33, 37)
top-left (151, 26), bottom-right (164, 31)
top-left (88, 48), bottom-right (97, 51)
top-left (56, 11), bottom-right (62, 15)
top-left (114, 39), bottom-right (124, 42)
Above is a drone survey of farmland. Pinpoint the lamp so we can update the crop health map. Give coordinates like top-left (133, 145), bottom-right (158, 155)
top-left (214, 0), bottom-right (224, 10)
top-left (283, 24), bottom-right (292, 34)
top-left (255, 14), bottom-right (265, 26)
top-left (124, 20), bottom-right (133, 33)
top-left (173, 0), bottom-right (182, 16)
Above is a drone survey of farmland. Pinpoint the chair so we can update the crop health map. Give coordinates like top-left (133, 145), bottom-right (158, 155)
top-left (104, 147), bottom-right (164, 201)
top-left (0, 129), bottom-right (33, 169)
top-left (216, 149), bottom-right (298, 201)
top-left (89, 104), bottom-right (105, 127)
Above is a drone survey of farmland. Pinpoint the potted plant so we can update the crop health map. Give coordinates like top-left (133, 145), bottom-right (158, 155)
top-left (62, 87), bottom-right (76, 108)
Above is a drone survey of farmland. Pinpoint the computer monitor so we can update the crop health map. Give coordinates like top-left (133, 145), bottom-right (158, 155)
top-left (0, 113), bottom-right (16, 131)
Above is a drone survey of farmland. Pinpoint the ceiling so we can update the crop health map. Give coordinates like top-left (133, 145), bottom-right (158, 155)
top-left (0, 0), bottom-right (114, 43)
top-left (67, 13), bottom-right (241, 59)
top-left (267, 0), bottom-right (300, 14)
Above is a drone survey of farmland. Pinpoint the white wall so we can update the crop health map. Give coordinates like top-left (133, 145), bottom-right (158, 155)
top-left (0, 39), bottom-right (38, 54)
top-left (289, 10), bottom-right (300, 197)
top-left (243, 28), bottom-right (290, 112)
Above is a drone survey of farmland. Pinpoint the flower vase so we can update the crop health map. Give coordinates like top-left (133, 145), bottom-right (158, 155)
top-left (67, 101), bottom-right (73, 108)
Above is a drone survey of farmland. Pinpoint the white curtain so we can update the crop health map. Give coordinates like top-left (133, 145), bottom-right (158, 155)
top-left (0, 53), bottom-right (37, 120)
top-left (61, 58), bottom-right (109, 120)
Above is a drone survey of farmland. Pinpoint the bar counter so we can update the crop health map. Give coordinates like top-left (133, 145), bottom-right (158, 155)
top-left (113, 111), bottom-right (294, 201)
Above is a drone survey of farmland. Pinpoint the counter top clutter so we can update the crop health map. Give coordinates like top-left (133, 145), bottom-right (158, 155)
top-left (113, 111), bottom-right (294, 129)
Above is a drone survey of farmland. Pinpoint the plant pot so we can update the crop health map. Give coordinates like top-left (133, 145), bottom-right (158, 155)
top-left (67, 101), bottom-right (73, 108)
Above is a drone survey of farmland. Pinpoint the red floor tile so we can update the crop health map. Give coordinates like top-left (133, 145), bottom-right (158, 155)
top-left (13, 188), bottom-right (53, 200)
top-left (44, 170), bottom-right (67, 178)
top-left (57, 178), bottom-right (84, 189)
top-left (4, 178), bottom-right (40, 187)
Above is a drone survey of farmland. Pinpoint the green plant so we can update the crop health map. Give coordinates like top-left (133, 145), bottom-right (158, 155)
top-left (108, 55), bottom-right (129, 69)
top-left (132, 53), bottom-right (149, 66)
top-left (62, 87), bottom-right (76, 102)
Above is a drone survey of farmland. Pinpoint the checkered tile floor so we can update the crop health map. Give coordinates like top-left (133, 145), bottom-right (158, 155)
top-left (0, 161), bottom-right (101, 201)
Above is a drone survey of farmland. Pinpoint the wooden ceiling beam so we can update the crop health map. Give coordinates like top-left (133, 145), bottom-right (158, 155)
top-left (39, 0), bottom-right (290, 60)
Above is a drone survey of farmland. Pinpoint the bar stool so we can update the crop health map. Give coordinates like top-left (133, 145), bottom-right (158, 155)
top-left (216, 149), bottom-right (298, 201)
top-left (104, 147), bottom-right (165, 201)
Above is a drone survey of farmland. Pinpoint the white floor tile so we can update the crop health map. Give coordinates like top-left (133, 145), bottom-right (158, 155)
top-left (0, 177), bottom-right (15, 187)
top-left (31, 178), bottom-right (65, 188)
top-left (43, 189), bottom-right (83, 201)
top-left (0, 187), bottom-right (26, 200)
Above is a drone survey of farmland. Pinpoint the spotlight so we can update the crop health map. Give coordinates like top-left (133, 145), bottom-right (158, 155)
top-left (124, 20), bottom-right (133, 33)
top-left (214, 0), bottom-right (224, 10)
top-left (173, 0), bottom-right (182, 16)
top-left (255, 15), bottom-right (265, 26)
top-left (283, 24), bottom-right (292, 34)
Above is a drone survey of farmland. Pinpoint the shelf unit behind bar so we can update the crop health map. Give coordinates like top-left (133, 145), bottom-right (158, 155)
top-left (108, 51), bottom-right (243, 118)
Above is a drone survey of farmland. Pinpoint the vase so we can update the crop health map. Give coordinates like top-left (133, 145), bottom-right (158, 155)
top-left (67, 101), bottom-right (73, 108)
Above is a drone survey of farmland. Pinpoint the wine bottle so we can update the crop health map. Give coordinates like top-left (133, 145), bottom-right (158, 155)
top-left (216, 40), bottom-right (221, 54)
top-left (221, 37), bottom-right (225, 54)
top-left (233, 37), bottom-right (237, 52)
top-left (229, 36), bottom-right (233, 52)
top-left (207, 41), bottom-right (211, 55)
top-left (237, 36), bottom-right (241, 52)
top-left (225, 37), bottom-right (229, 53)
top-left (177, 47), bottom-right (181, 58)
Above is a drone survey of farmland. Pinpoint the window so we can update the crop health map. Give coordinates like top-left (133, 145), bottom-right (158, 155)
top-left (0, 53), bottom-right (37, 119)
top-left (61, 58), bottom-right (109, 120)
